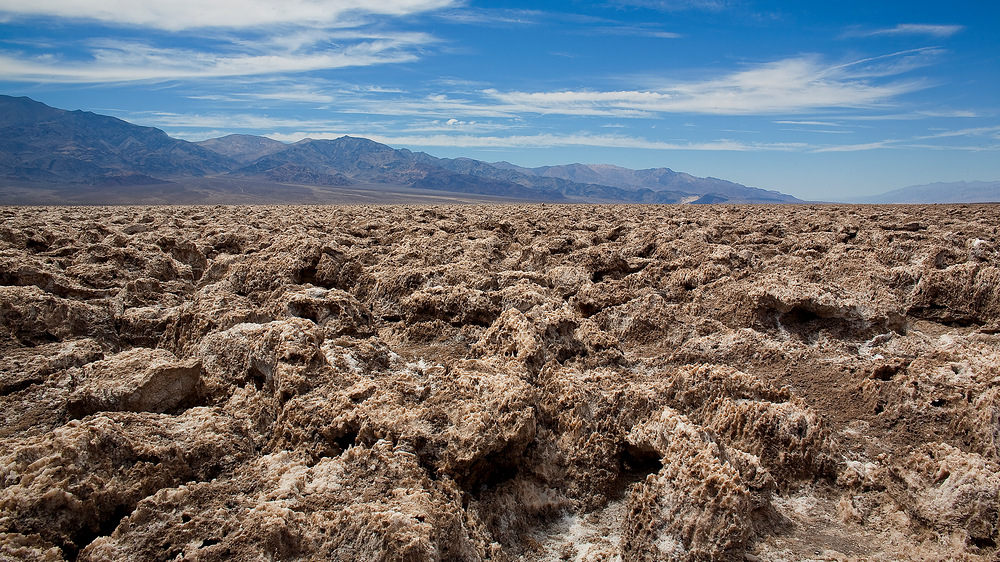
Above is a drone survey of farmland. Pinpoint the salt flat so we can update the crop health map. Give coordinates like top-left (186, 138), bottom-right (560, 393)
top-left (1, 204), bottom-right (998, 560)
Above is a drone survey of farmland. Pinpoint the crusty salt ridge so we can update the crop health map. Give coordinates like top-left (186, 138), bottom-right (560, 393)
top-left (0, 204), bottom-right (998, 561)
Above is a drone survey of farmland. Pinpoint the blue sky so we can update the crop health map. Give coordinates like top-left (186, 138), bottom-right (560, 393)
top-left (1, 0), bottom-right (998, 200)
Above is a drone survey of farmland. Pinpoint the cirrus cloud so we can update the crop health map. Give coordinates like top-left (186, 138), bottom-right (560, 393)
top-left (0, 31), bottom-right (436, 83)
top-left (477, 52), bottom-right (930, 117)
top-left (0, 0), bottom-right (458, 30)
top-left (856, 24), bottom-right (965, 38)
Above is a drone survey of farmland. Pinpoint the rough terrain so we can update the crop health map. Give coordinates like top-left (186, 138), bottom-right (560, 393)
top-left (1, 204), bottom-right (998, 561)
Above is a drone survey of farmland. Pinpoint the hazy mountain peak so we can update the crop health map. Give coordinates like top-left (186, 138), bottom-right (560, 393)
top-left (196, 134), bottom-right (287, 164)
top-left (848, 180), bottom-right (1000, 204)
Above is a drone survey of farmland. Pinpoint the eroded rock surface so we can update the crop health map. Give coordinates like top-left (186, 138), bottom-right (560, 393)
top-left (1, 204), bottom-right (998, 560)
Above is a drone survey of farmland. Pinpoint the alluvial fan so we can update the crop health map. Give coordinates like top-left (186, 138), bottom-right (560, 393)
top-left (1, 204), bottom-right (998, 561)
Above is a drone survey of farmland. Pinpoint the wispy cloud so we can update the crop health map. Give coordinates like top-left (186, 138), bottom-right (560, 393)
top-left (774, 120), bottom-right (844, 126)
top-left (207, 49), bottom-right (937, 121)
top-left (853, 24), bottom-right (965, 38)
top-left (131, 112), bottom-right (349, 131)
top-left (0, 0), bottom-right (458, 30)
top-left (902, 143), bottom-right (1000, 152)
top-left (402, 119), bottom-right (523, 133)
top-left (435, 7), bottom-right (681, 39)
top-left (475, 52), bottom-right (930, 117)
top-left (808, 131), bottom-right (1000, 153)
top-left (0, 31), bottom-right (436, 83)
top-left (434, 8), bottom-right (546, 26)
top-left (837, 109), bottom-right (980, 121)
top-left (585, 25), bottom-right (682, 39)
top-left (264, 130), bottom-right (806, 152)
top-left (608, 0), bottom-right (733, 12)
top-left (916, 126), bottom-right (1000, 140)
top-left (811, 140), bottom-right (898, 152)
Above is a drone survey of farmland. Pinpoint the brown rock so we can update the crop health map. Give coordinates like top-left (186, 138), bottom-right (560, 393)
top-left (66, 348), bottom-right (203, 418)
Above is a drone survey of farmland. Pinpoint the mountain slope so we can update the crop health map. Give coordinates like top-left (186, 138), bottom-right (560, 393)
top-left (850, 181), bottom-right (1000, 204)
top-left (519, 162), bottom-right (798, 203)
top-left (0, 95), bottom-right (236, 184)
top-left (195, 134), bottom-right (288, 164)
top-left (423, 156), bottom-right (724, 203)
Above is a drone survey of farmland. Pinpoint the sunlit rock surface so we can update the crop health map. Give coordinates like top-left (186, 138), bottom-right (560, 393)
top-left (1, 204), bottom-right (998, 561)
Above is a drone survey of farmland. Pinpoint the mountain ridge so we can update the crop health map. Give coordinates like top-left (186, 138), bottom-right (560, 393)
top-left (0, 95), bottom-right (235, 185)
top-left (1, 94), bottom-right (803, 204)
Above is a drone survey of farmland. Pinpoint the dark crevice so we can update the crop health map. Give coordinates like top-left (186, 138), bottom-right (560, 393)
top-left (871, 362), bottom-right (908, 381)
top-left (906, 306), bottom-right (979, 328)
top-left (576, 301), bottom-right (600, 318)
top-left (293, 261), bottom-right (320, 286)
top-left (331, 428), bottom-right (359, 453)
top-left (16, 332), bottom-right (61, 347)
top-left (0, 377), bottom-right (44, 396)
top-left (456, 449), bottom-right (522, 498)
top-left (69, 504), bottom-right (131, 561)
top-left (607, 444), bottom-right (663, 501)
top-left (591, 261), bottom-right (649, 284)
top-left (247, 364), bottom-right (267, 391)
top-left (621, 444), bottom-right (663, 476)
top-left (971, 536), bottom-right (996, 550)
top-left (781, 306), bottom-right (822, 326)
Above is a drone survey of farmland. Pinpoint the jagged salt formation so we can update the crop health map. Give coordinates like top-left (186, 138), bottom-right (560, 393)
top-left (1, 204), bottom-right (998, 561)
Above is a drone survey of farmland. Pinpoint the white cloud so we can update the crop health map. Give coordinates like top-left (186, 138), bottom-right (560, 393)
top-left (397, 119), bottom-right (521, 134)
top-left (0, 0), bottom-right (457, 30)
top-left (476, 53), bottom-right (926, 116)
top-left (901, 143), bottom-right (1000, 152)
top-left (774, 120), bottom-right (844, 126)
top-left (609, 0), bottom-right (732, 12)
top-left (836, 110), bottom-right (979, 121)
top-left (811, 140), bottom-right (897, 152)
top-left (0, 32), bottom-right (434, 83)
top-left (859, 24), bottom-right (964, 38)
top-left (433, 7), bottom-right (546, 26)
top-left (916, 126), bottom-right (1000, 140)
top-left (263, 131), bottom-right (806, 151)
top-left (130, 112), bottom-right (348, 130)
top-left (589, 26), bottom-right (682, 39)
top-left (226, 50), bottom-right (935, 121)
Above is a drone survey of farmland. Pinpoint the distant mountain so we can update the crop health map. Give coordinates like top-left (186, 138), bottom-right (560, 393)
top-left (421, 156), bottom-right (696, 203)
top-left (0, 95), bottom-right (235, 185)
top-left (232, 136), bottom-right (424, 184)
top-left (850, 181), bottom-right (1000, 204)
top-left (195, 134), bottom-right (287, 164)
top-left (0, 94), bottom-right (803, 204)
top-left (521, 163), bottom-right (796, 203)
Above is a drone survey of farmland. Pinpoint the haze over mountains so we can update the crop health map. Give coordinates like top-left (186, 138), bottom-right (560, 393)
top-left (846, 181), bottom-right (1000, 204)
top-left (0, 95), bottom-right (799, 205)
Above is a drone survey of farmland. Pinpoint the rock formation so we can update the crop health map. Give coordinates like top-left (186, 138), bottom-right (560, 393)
top-left (1, 203), bottom-right (998, 560)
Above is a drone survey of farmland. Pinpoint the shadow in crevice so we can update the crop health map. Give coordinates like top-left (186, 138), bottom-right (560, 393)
top-left (455, 448), bottom-right (522, 499)
top-left (67, 503), bottom-right (131, 561)
top-left (607, 444), bottom-right (663, 501)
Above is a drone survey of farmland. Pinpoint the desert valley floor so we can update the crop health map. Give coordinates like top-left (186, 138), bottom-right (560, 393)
top-left (1, 204), bottom-right (998, 561)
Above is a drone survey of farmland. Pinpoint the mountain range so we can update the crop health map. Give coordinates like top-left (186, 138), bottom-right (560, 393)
top-left (846, 181), bottom-right (1000, 204)
top-left (0, 94), bottom-right (804, 205)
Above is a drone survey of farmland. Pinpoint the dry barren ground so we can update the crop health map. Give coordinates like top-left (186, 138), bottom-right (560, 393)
top-left (1, 204), bottom-right (998, 561)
